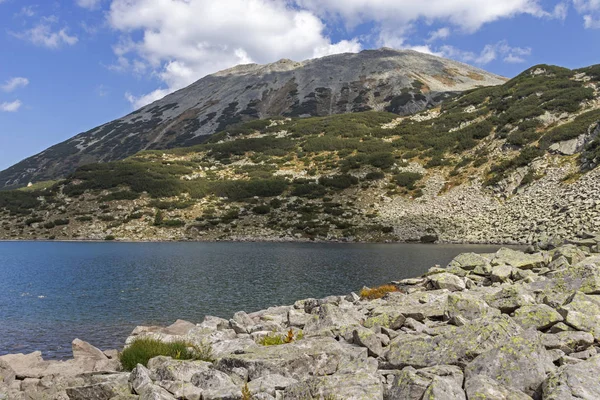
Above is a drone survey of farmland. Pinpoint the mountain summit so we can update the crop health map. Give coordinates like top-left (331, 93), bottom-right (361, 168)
top-left (0, 48), bottom-right (505, 188)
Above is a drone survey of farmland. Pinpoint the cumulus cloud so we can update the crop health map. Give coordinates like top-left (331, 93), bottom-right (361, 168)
top-left (441, 41), bottom-right (531, 65)
top-left (1, 77), bottom-right (29, 93)
top-left (0, 100), bottom-right (22, 112)
top-left (13, 24), bottom-right (78, 48)
top-left (427, 28), bottom-right (451, 43)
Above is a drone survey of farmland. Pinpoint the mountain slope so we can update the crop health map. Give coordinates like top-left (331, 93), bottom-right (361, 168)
top-left (0, 48), bottom-right (506, 189)
top-left (0, 63), bottom-right (598, 244)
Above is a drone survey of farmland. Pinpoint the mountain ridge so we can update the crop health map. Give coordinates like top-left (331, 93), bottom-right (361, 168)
top-left (0, 48), bottom-right (505, 189)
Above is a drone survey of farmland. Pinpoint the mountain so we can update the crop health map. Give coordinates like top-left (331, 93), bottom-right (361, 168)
top-left (0, 63), bottom-right (598, 244)
top-left (0, 48), bottom-right (506, 189)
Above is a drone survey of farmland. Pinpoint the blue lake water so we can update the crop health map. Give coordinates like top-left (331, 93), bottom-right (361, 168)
top-left (0, 241), bottom-right (507, 359)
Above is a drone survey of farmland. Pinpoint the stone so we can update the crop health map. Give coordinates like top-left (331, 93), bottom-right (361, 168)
top-left (284, 373), bottom-right (383, 400)
top-left (464, 330), bottom-right (555, 397)
top-left (492, 248), bottom-right (545, 270)
top-left (230, 311), bottom-right (255, 334)
top-left (147, 356), bottom-right (212, 382)
top-left (465, 375), bottom-right (533, 400)
top-left (66, 373), bottom-right (130, 400)
top-left (352, 327), bottom-right (384, 357)
top-left (429, 273), bottom-right (465, 292)
top-left (542, 355), bottom-right (600, 399)
top-left (512, 304), bottom-right (563, 330)
top-left (558, 291), bottom-right (600, 340)
top-left (130, 364), bottom-right (153, 395)
top-left (247, 374), bottom-right (298, 396)
top-left (447, 253), bottom-right (490, 271)
top-left (553, 245), bottom-right (588, 265)
top-left (386, 365), bottom-right (463, 400)
top-left (446, 291), bottom-right (500, 321)
top-left (303, 303), bottom-right (361, 337)
top-left (491, 264), bottom-right (514, 282)
top-left (541, 331), bottom-right (595, 354)
top-left (156, 381), bottom-right (202, 400)
top-left (485, 284), bottom-right (536, 313)
top-left (72, 339), bottom-right (108, 361)
top-left (162, 320), bottom-right (196, 336)
top-left (386, 315), bottom-right (522, 369)
top-left (190, 369), bottom-right (240, 400)
top-left (287, 309), bottom-right (310, 328)
top-left (217, 337), bottom-right (369, 381)
top-left (0, 361), bottom-right (15, 386)
top-left (138, 384), bottom-right (176, 400)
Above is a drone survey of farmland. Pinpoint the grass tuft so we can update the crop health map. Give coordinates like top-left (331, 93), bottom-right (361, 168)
top-left (359, 284), bottom-right (399, 300)
top-left (119, 338), bottom-right (213, 371)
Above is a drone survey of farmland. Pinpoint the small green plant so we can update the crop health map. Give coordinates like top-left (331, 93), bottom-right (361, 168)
top-left (241, 382), bottom-right (252, 400)
top-left (119, 338), bottom-right (213, 371)
top-left (258, 329), bottom-right (303, 346)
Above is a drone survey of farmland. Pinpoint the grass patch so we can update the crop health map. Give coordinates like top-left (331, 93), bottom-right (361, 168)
top-left (360, 284), bottom-right (399, 300)
top-left (258, 329), bottom-right (304, 346)
top-left (120, 338), bottom-right (213, 371)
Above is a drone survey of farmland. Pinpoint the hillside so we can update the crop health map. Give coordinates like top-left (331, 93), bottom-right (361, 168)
top-left (0, 64), bottom-right (599, 244)
top-left (0, 48), bottom-right (505, 189)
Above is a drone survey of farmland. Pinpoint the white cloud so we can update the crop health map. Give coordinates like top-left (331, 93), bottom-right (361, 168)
top-left (427, 28), bottom-right (451, 43)
top-left (440, 41), bottom-right (531, 65)
top-left (16, 6), bottom-right (36, 17)
top-left (76, 0), bottom-right (103, 9)
top-left (109, 0), bottom-right (361, 107)
top-left (573, 0), bottom-right (600, 27)
top-left (0, 100), bottom-right (22, 112)
top-left (13, 24), bottom-right (78, 48)
top-left (1, 77), bottom-right (29, 92)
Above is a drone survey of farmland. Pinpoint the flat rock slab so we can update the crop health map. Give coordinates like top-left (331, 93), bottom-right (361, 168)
top-left (284, 373), bottom-right (383, 400)
top-left (216, 337), bottom-right (369, 381)
top-left (542, 355), bottom-right (600, 399)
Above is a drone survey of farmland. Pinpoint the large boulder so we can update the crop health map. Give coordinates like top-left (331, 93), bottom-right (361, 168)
top-left (485, 284), bottom-right (536, 313)
top-left (352, 327), bottom-right (384, 357)
top-left (386, 315), bottom-right (522, 368)
top-left (284, 373), bottom-right (383, 400)
top-left (147, 357), bottom-right (212, 382)
top-left (303, 303), bottom-right (362, 338)
top-left (386, 365), bottom-right (464, 400)
top-left (542, 355), bottom-right (600, 399)
top-left (512, 304), bottom-right (563, 330)
top-left (0, 360), bottom-right (15, 386)
top-left (66, 373), bottom-right (130, 400)
top-left (465, 330), bottom-right (555, 397)
top-left (190, 369), bottom-right (240, 400)
top-left (558, 292), bottom-right (600, 340)
top-left (465, 375), bottom-right (533, 400)
top-left (429, 273), bottom-right (465, 292)
top-left (492, 248), bottom-right (545, 270)
top-left (217, 337), bottom-right (369, 381)
top-left (447, 253), bottom-right (490, 271)
top-left (446, 292), bottom-right (500, 321)
top-left (247, 374), bottom-right (298, 397)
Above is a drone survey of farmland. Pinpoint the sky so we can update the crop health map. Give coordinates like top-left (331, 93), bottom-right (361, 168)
top-left (1, 0), bottom-right (599, 171)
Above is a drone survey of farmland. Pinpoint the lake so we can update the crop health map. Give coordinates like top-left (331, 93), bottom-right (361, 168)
top-left (0, 241), bottom-right (507, 359)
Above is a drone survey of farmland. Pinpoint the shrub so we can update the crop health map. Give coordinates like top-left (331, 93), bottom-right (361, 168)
top-left (76, 216), bottom-right (93, 222)
top-left (359, 284), bottom-right (399, 300)
top-left (25, 217), bottom-right (44, 226)
top-left (252, 205), bottom-right (271, 215)
top-left (53, 219), bottom-right (70, 226)
top-left (104, 235), bottom-right (115, 241)
top-left (393, 172), bottom-right (423, 190)
top-left (292, 182), bottom-right (327, 198)
top-left (100, 191), bottom-right (140, 202)
top-left (120, 338), bottom-right (213, 371)
top-left (320, 174), bottom-right (359, 190)
top-left (365, 171), bottom-right (385, 181)
top-left (99, 215), bottom-right (116, 222)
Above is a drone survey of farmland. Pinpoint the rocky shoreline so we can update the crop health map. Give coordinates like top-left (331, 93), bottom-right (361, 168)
top-left (4, 235), bottom-right (600, 399)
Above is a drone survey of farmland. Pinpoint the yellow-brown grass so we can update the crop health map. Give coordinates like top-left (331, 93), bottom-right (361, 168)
top-left (359, 284), bottom-right (399, 300)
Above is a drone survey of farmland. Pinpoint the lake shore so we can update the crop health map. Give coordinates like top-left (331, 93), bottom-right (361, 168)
top-left (3, 234), bottom-right (600, 399)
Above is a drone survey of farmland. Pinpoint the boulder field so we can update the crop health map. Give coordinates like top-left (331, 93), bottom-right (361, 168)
top-left (5, 236), bottom-right (600, 399)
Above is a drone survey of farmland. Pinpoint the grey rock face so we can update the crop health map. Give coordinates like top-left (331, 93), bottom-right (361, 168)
top-left (465, 330), bottom-right (555, 397)
top-left (0, 48), bottom-right (505, 188)
top-left (284, 373), bottom-right (383, 400)
top-left (542, 355), bottom-right (600, 399)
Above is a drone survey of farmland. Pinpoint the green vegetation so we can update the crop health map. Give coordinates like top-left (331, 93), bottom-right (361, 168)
top-left (393, 172), bottom-right (423, 190)
top-left (0, 190), bottom-right (43, 215)
top-left (99, 190), bottom-right (140, 202)
top-left (360, 284), bottom-right (399, 300)
top-left (540, 109), bottom-right (600, 148)
top-left (258, 329), bottom-right (303, 346)
top-left (119, 338), bottom-right (213, 371)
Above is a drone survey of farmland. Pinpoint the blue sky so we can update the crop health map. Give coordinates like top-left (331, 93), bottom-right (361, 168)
top-left (1, 0), bottom-right (599, 171)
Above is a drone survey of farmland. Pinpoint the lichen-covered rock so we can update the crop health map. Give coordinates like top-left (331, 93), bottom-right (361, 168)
top-left (492, 248), bottom-right (545, 270)
top-left (217, 337), bottom-right (369, 381)
top-left (147, 356), bottom-right (212, 382)
top-left (284, 373), bottom-right (383, 400)
top-left (491, 264), bottom-right (514, 282)
top-left (129, 364), bottom-right (153, 395)
top-left (386, 365), bottom-right (463, 400)
top-left (447, 253), bottom-right (490, 271)
top-left (465, 375), bottom-right (533, 400)
top-left (541, 331), bottom-right (595, 354)
top-left (138, 384), bottom-right (176, 400)
top-left (512, 304), bottom-right (563, 330)
top-left (353, 327), bottom-right (384, 357)
top-left (558, 291), bottom-right (600, 340)
top-left (429, 273), bottom-right (465, 292)
top-left (542, 355), bottom-right (600, 399)
top-left (66, 373), bottom-right (130, 400)
top-left (247, 374), bottom-right (298, 396)
top-left (0, 361), bottom-right (15, 386)
top-left (465, 330), bottom-right (555, 397)
top-left (446, 291), bottom-right (500, 321)
top-left (485, 284), bottom-right (536, 313)
top-left (156, 381), bottom-right (202, 400)
top-left (190, 369), bottom-right (240, 400)
top-left (386, 315), bottom-right (522, 368)
top-left (303, 303), bottom-right (362, 338)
